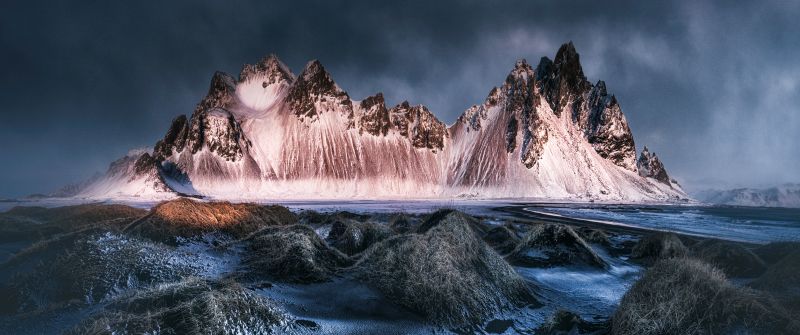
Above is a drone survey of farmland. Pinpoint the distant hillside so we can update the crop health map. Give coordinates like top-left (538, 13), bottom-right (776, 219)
top-left (695, 184), bottom-right (800, 208)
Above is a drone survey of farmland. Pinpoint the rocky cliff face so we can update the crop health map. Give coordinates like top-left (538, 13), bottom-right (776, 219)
top-left (238, 54), bottom-right (294, 85)
top-left (76, 42), bottom-right (685, 201)
top-left (356, 93), bottom-right (391, 136)
top-left (584, 81), bottom-right (637, 170)
top-left (637, 146), bottom-right (671, 185)
top-left (535, 42), bottom-right (637, 171)
top-left (387, 101), bottom-right (448, 151)
top-left (286, 60), bottom-right (354, 122)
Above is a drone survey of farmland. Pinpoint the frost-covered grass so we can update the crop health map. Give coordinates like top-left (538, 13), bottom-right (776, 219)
top-left (68, 278), bottom-right (292, 335)
top-left (1, 232), bottom-right (196, 312)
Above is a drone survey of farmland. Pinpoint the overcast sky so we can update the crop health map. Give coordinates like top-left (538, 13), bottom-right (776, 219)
top-left (1, 0), bottom-right (798, 197)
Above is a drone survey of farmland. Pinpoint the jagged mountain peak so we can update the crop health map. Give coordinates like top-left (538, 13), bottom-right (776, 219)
top-left (535, 56), bottom-right (554, 81)
top-left (638, 146), bottom-right (671, 185)
top-left (154, 115), bottom-right (189, 160)
top-left (388, 101), bottom-right (447, 150)
top-left (76, 41), bottom-right (686, 201)
top-left (296, 59), bottom-right (344, 94)
top-left (357, 92), bottom-right (390, 136)
top-left (212, 71), bottom-right (236, 87)
top-left (553, 41), bottom-right (589, 89)
top-left (594, 80), bottom-right (607, 96)
top-left (300, 59), bottom-right (334, 85)
top-left (553, 41), bottom-right (583, 76)
top-left (506, 59), bottom-right (536, 84)
top-left (486, 86), bottom-right (502, 106)
top-left (360, 92), bottom-right (385, 107)
top-left (286, 59), bottom-right (352, 120)
top-left (238, 54), bottom-right (295, 85)
top-left (456, 86), bottom-right (503, 132)
top-left (537, 42), bottom-right (592, 116)
top-left (194, 71), bottom-right (237, 115)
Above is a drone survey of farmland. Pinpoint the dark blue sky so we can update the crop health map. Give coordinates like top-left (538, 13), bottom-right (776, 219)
top-left (1, 0), bottom-right (798, 197)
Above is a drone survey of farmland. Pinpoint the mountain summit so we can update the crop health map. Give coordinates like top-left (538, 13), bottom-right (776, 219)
top-left (74, 43), bottom-right (686, 201)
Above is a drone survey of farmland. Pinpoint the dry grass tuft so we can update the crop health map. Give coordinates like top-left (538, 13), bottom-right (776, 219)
top-left (355, 210), bottom-right (535, 327)
top-left (612, 258), bottom-right (799, 335)
top-left (691, 239), bottom-right (766, 278)
top-left (326, 219), bottom-right (393, 255)
top-left (750, 250), bottom-right (800, 313)
top-left (387, 213), bottom-right (416, 233)
top-left (129, 197), bottom-right (296, 243)
top-left (68, 278), bottom-right (290, 335)
top-left (243, 225), bottom-right (352, 283)
top-left (630, 232), bottom-right (688, 264)
top-left (577, 227), bottom-right (611, 247)
top-left (483, 225), bottom-right (521, 256)
top-left (754, 241), bottom-right (800, 265)
top-left (508, 223), bottom-right (606, 268)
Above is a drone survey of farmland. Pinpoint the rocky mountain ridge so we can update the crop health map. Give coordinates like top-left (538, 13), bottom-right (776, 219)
top-left (71, 42), bottom-right (685, 201)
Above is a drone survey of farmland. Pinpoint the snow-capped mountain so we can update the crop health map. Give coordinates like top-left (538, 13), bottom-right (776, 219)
top-left (694, 184), bottom-right (800, 208)
top-left (74, 42), bottom-right (686, 201)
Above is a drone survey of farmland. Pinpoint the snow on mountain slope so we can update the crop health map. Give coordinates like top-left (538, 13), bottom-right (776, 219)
top-left (695, 184), bottom-right (800, 208)
top-left (77, 149), bottom-right (176, 200)
top-left (75, 42), bottom-right (687, 201)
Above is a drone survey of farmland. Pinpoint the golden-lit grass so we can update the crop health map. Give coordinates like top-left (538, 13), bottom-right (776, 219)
top-left (128, 198), bottom-right (297, 242)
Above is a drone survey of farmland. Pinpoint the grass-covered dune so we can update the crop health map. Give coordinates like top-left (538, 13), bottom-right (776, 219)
top-left (613, 258), bottom-right (799, 335)
top-left (127, 198), bottom-right (297, 243)
top-left (68, 278), bottom-right (293, 335)
top-left (354, 210), bottom-right (538, 326)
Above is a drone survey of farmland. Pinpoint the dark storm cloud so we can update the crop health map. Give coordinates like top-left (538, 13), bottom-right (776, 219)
top-left (0, 0), bottom-right (797, 197)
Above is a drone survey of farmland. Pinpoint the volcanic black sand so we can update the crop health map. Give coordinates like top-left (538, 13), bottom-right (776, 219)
top-left (0, 198), bottom-right (798, 334)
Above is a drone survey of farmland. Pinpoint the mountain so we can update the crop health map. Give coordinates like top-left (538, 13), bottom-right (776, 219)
top-left (694, 184), bottom-right (800, 208)
top-left (637, 146), bottom-right (681, 187)
top-left (72, 42), bottom-right (686, 201)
